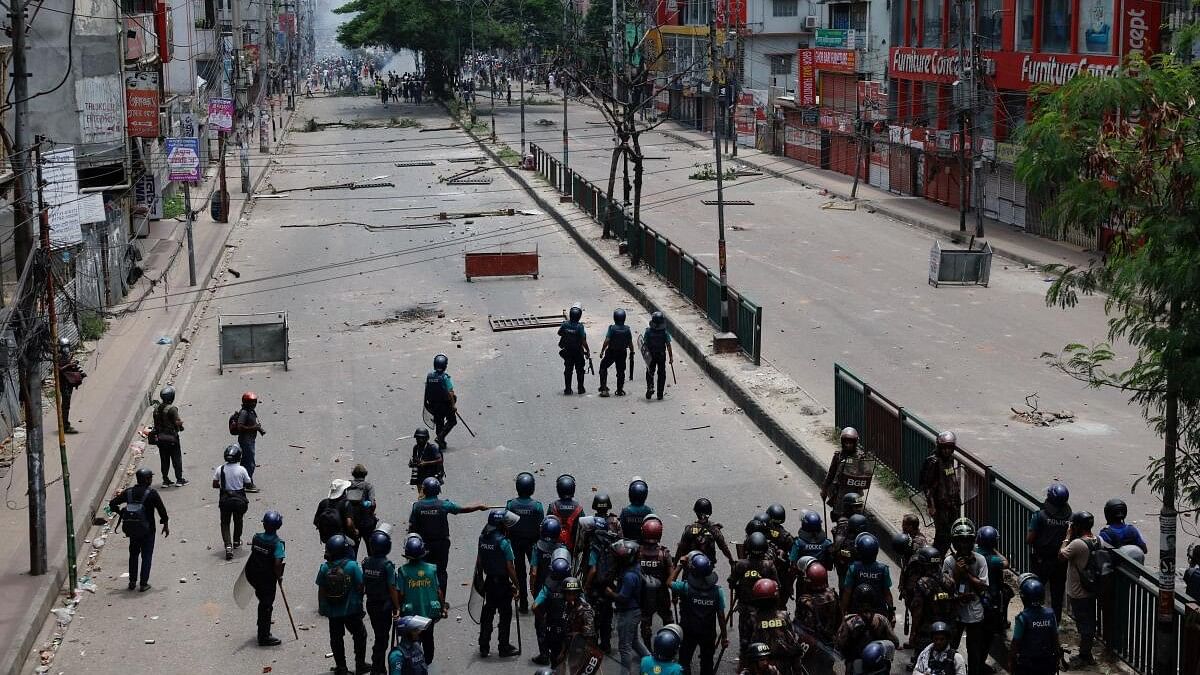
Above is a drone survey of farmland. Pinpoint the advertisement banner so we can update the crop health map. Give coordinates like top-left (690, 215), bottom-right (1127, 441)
top-left (798, 49), bottom-right (815, 106)
top-left (1120, 0), bottom-right (1159, 60)
top-left (889, 47), bottom-right (1121, 90)
top-left (76, 75), bottom-right (125, 145)
top-left (42, 148), bottom-right (83, 249)
top-left (126, 71), bottom-right (160, 138)
top-left (812, 48), bottom-right (857, 73)
top-left (814, 28), bottom-right (848, 48)
top-left (278, 12), bottom-right (295, 33)
top-left (166, 137), bottom-right (201, 182)
top-left (208, 97), bottom-right (234, 132)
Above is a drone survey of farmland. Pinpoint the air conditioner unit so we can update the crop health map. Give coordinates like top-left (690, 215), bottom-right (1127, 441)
top-left (804, 15), bottom-right (819, 28)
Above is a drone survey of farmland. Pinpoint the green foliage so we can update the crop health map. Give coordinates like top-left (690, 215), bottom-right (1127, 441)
top-left (689, 163), bottom-right (738, 181)
top-left (495, 144), bottom-right (521, 165)
top-left (390, 117), bottom-right (421, 128)
top-left (161, 194), bottom-right (184, 220)
top-left (79, 312), bottom-right (107, 341)
top-left (1018, 56), bottom-right (1200, 512)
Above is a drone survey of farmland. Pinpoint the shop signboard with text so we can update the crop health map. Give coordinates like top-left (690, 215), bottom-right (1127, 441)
top-left (889, 47), bottom-right (1122, 90)
top-left (125, 71), bottom-right (160, 138)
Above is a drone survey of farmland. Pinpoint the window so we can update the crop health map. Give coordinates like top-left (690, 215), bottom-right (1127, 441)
top-left (1078, 0), bottom-right (1113, 53)
top-left (1041, 0), bottom-right (1071, 52)
top-left (850, 2), bottom-right (868, 31)
top-left (770, 54), bottom-right (793, 75)
top-left (1000, 92), bottom-right (1028, 140)
top-left (977, 0), bottom-right (1002, 47)
top-left (924, 83), bottom-right (940, 125)
top-left (1017, 0), bottom-right (1034, 49)
top-left (830, 4), bottom-right (850, 29)
top-left (908, 0), bottom-right (919, 45)
top-left (924, 0), bottom-right (943, 47)
top-left (772, 0), bottom-right (798, 17)
top-left (121, 0), bottom-right (155, 13)
top-left (682, 0), bottom-right (710, 26)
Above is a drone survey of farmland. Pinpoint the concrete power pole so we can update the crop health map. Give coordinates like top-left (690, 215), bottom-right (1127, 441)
top-left (956, 0), bottom-right (968, 232)
top-left (709, 0), bottom-right (730, 333)
top-left (969, 0), bottom-right (985, 238)
top-left (9, 0), bottom-right (48, 576)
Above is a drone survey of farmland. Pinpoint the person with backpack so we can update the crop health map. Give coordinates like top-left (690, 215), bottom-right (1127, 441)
top-left (1059, 511), bottom-right (1099, 669)
top-left (362, 531), bottom-right (398, 674)
top-left (557, 304), bottom-right (590, 395)
top-left (975, 526), bottom-right (1013, 663)
top-left (344, 464), bottom-right (379, 552)
top-left (609, 539), bottom-right (650, 675)
top-left (598, 308), bottom-right (633, 397)
top-left (423, 355), bottom-right (457, 449)
top-left (213, 444), bottom-right (252, 560)
top-left (547, 474), bottom-right (584, 553)
top-left (642, 312), bottom-right (673, 400)
top-left (620, 479), bottom-right (654, 542)
top-left (109, 467), bottom-right (169, 591)
top-left (230, 392), bottom-right (266, 493)
top-left (1098, 498), bottom-right (1148, 554)
top-left (637, 516), bottom-right (674, 647)
top-left (315, 479), bottom-right (352, 544)
top-left (582, 508), bottom-right (623, 652)
top-left (676, 498), bottom-right (736, 574)
top-left (407, 477), bottom-right (487, 594)
top-left (151, 385), bottom-right (187, 487)
top-left (395, 534), bottom-right (445, 665)
top-left (245, 510), bottom-right (286, 647)
top-left (505, 472), bottom-right (544, 613)
top-left (56, 337), bottom-right (85, 434)
top-left (317, 534), bottom-right (371, 675)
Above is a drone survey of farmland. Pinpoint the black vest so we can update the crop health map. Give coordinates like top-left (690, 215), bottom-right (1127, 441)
top-left (424, 371), bottom-right (450, 406)
top-left (412, 500), bottom-right (450, 541)
top-left (607, 325), bottom-right (632, 351)
top-left (246, 533), bottom-right (276, 584)
top-left (644, 327), bottom-right (668, 354)
top-left (506, 498), bottom-right (541, 540)
top-left (362, 556), bottom-right (393, 606)
top-left (679, 578), bottom-right (720, 628)
top-left (1016, 606), bottom-right (1058, 665)
top-left (479, 528), bottom-right (509, 577)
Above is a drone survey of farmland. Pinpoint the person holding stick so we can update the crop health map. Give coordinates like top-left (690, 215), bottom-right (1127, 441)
top-left (245, 511), bottom-right (287, 647)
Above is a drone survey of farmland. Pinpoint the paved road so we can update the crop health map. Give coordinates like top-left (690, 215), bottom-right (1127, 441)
top-left (484, 91), bottom-right (1167, 554)
top-left (40, 95), bottom-right (884, 674)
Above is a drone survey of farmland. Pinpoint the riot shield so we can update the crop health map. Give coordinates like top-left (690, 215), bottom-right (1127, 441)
top-left (834, 454), bottom-right (878, 508)
top-left (233, 568), bottom-right (255, 610)
top-left (467, 563), bottom-right (485, 625)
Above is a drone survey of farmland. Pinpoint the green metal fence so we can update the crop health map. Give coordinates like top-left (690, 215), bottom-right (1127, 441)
top-left (530, 144), bottom-right (763, 364)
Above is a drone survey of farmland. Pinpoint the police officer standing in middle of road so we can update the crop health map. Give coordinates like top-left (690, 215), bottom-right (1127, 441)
top-left (407, 477), bottom-right (487, 594)
top-left (245, 510), bottom-right (286, 647)
top-left (668, 552), bottom-right (728, 675)
top-left (423, 355), bottom-right (457, 449)
top-left (676, 498), bottom-right (736, 573)
top-left (642, 311), bottom-right (673, 400)
top-left (152, 385), bottom-right (187, 487)
top-left (920, 431), bottom-right (962, 552)
top-left (477, 509), bottom-right (521, 658)
top-left (506, 472), bottom-right (545, 613)
top-left (316, 534), bottom-right (371, 675)
top-left (599, 308), bottom-right (633, 397)
top-left (558, 304), bottom-right (590, 395)
top-left (362, 531), bottom-right (398, 673)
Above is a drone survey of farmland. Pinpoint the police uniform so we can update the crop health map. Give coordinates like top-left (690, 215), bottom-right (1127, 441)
top-left (676, 519), bottom-right (733, 568)
top-left (410, 440), bottom-right (444, 487)
top-left (407, 497), bottom-right (469, 594)
top-left (423, 370), bottom-right (456, 446)
top-left (478, 526), bottom-right (517, 652)
top-left (764, 524), bottom-right (795, 606)
top-left (245, 530), bottom-right (286, 643)
top-left (637, 541), bottom-right (673, 644)
top-left (840, 560), bottom-right (893, 616)
top-left (672, 574), bottom-right (725, 675)
top-left (362, 553), bottom-right (397, 670)
top-left (396, 560), bottom-right (441, 663)
top-left (621, 503), bottom-right (655, 542)
top-left (643, 324), bottom-right (671, 398)
top-left (830, 518), bottom-right (857, 583)
top-left (1027, 503), bottom-right (1072, 621)
top-left (558, 319), bottom-right (588, 392)
top-left (729, 557), bottom-right (778, 653)
top-left (548, 497), bottom-right (584, 552)
top-left (749, 609), bottom-right (810, 675)
top-left (1012, 604), bottom-right (1059, 675)
top-left (789, 531), bottom-right (833, 597)
top-left (585, 522), bottom-right (622, 651)
top-left (908, 574), bottom-right (956, 662)
top-left (794, 587), bottom-right (841, 644)
top-left (505, 495), bottom-right (545, 609)
top-left (833, 612), bottom-right (898, 672)
top-left (600, 322), bottom-right (634, 393)
top-left (919, 454), bottom-right (962, 552)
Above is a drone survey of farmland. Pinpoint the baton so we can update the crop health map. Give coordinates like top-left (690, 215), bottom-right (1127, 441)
top-left (628, 350), bottom-right (634, 377)
top-left (455, 410), bottom-right (477, 437)
top-left (513, 594), bottom-right (523, 655)
top-left (587, 355), bottom-right (595, 375)
top-left (669, 360), bottom-right (677, 385)
top-left (278, 578), bottom-right (299, 640)
top-left (713, 596), bottom-right (738, 667)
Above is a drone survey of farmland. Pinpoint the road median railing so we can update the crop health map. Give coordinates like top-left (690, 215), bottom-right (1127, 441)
top-left (833, 361), bottom-right (1191, 674)
top-left (531, 143), bottom-right (762, 364)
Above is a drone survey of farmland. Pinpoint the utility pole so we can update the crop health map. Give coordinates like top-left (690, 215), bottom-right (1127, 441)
top-left (709, 0), bottom-right (730, 333)
top-left (850, 83), bottom-right (864, 199)
top-left (561, 0), bottom-right (570, 196)
top-left (1157, 300), bottom-right (1181, 675)
top-left (34, 137), bottom-right (79, 594)
top-left (969, 0), bottom-right (985, 238)
top-left (232, 0), bottom-right (250, 196)
top-left (184, 181), bottom-right (196, 285)
top-left (956, 0), bottom-right (968, 232)
top-left (10, 0), bottom-right (48, 576)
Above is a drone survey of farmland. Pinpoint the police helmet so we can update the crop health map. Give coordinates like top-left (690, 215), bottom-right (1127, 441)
top-left (516, 472), bottom-right (536, 497)
top-left (564, 576), bottom-right (583, 594)
top-left (842, 492), bottom-right (865, 512)
top-left (1046, 482), bottom-right (1070, 506)
top-left (394, 615), bottom-right (433, 634)
top-left (935, 430), bottom-right (957, 448)
top-left (917, 546), bottom-right (942, 567)
top-left (840, 426), bottom-right (860, 445)
top-left (892, 533), bottom-right (913, 558)
top-left (801, 510), bottom-right (823, 534)
top-left (540, 516), bottom-right (562, 540)
top-left (555, 474), bottom-right (576, 499)
top-left (488, 508), bottom-right (508, 528)
top-left (641, 517), bottom-right (663, 543)
top-left (745, 514), bottom-right (768, 536)
top-left (746, 531), bottom-right (769, 555)
top-left (568, 305), bottom-right (583, 322)
top-left (534, 670), bottom-right (555, 675)
top-left (847, 514), bottom-right (870, 535)
top-left (549, 557), bottom-right (571, 581)
top-left (1019, 574), bottom-right (1045, 606)
top-left (612, 539), bottom-right (638, 560)
top-left (747, 642), bottom-right (771, 662)
top-left (414, 427), bottom-right (430, 440)
top-left (650, 311), bottom-right (666, 327)
top-left (751, 578), bottom-right (779, 602)
top-left (853, 583), bottom-right (878, 610)
top-left (242, 391), bottom-right (258, 406)
top-left (628, 479), bottom-right (648, 505)
top-left (1104, 498), bottom-right (1127, 524)
top-left (860, 640), bottom-right (896, 673)
top-left (592, 492), bottom-right (613, 513)
top-left (367, 531), bottom-right (392, 557)
top-left (421, 477), bottom-right (442, 497)
top-left (806, 561), bottom-right (829, 589)
top-left (613, 308), bottom-right (626, 325)
top-left (404, 534), bottom-right (427, 559)
top-left (58, 336), bottom-right (71, 350)
top-left (433, 354), bottom-right (448, 371)
top-left (262, 510), bottom-right (283, 531)
top-left (651, 624), bottom-right (682, 661)
top-left (1071, 511), bottom-right (1095, 532)
top-left (977, 525), bottom-right (999, 551)
top-left (951, 517), bottom-right (976, 540)
top-left (159, 385), bottom-right (176, 404)
top-left (855, 533), bottom-right (880, 563)
top-left (135, 467), bottom-right (154, 485)
top-left (223, 444), bottom-right (242, 463)
top-left (325, 534), bottom-right (351, 561)
top-left (689, 553), bottom-right (713, 578)
top-left (930, 621), bottom-right (952, 636)
top-left (766, 503), bottom-right (787, 524)
top-left (693, 498), bottom-right (713, 517)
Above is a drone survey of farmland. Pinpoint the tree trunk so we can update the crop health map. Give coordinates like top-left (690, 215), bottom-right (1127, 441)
top-left (1155, 298), bottom-right (1182, 675)
top-left (603, 142), bottom-right (621, 238)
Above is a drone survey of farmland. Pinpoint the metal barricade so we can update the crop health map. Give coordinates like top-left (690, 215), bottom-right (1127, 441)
top-left (987, 471), bottom-right (1036, 574)
top-left (864, 389), bottom-right (903, 476)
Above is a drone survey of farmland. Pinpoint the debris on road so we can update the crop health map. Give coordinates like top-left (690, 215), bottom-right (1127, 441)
top-left (1011, 393), bottom-right (1075, 426)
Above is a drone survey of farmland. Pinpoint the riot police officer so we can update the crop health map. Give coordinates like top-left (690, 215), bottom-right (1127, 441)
top-left (558, 304), bottom-right (590, 395)
top-left (642, 311), bottom-right (673, 400)
top-left (532, 556), bottom-right (572, 665)
top-left (821, 427), bottom-right (868, 520)
top-left (794, 559), bottom-right (839, 644)
top-left (669, 553), bottom-right (728, 675)
top-left (362, 531), bottom-right (398, 671)
top-left (582, 509), bottom-right (622, 653)
top-left (641, 624), bottom-right (684, 674)
top-left (729, 532), bottom-right (778, 654)
top-left (561, 576), bottom-right (598, 668)
top-left (913, 621), bottom-right (965, 675)
top-left (919, 431), bottom-right (963, 552)
top-left (638, 516), bottom-right (674, 645)
top-left (834, 584), bottom-right (900, 673)
top-left (789, 510), bottom-right (833, 597)
top-left (577, 493), bottom-right (620, 575)
top-left (1026, 481), bottom-right (1071, 622)
top-left (531, 517), bottom-right (567, 600)
top-left (1009, 575), bottom-right (1059, 675)
top-left (506, 472), bottom-right (545, 612)
top-left (746, 579), bottom-right (809, 675)
top-left (840, 533), bottom-right (895, 620)
top-left (244, 510), bottom-right (285, 647)
top-left (406, 477), bottom-right (487, 594)
top-left (976, 526), bottom-right (1012, 659)
top-left (763, 504), bottom-right (795, 607)
top-left (832, 505), bottom-right (868, 582)
top-left (858, 640), bottom-right (898, 675)
top-left (906, 546), bottom-right (955, 668)
top-left (395, 535), bottom-right (444, 665)
top-left (477, 509), bottom-right (521, 658)
top-left (620, 478), bottom-right (654, 541)
top-left (599, 308), bottom-right (634, 397)
top-left (676, 498), bottom-right (735, 571)
top-left (409, 428), bottom-right (444, 492)
top-left (547, 474), bottom-right (584, 552)
top-left (423, 355), bottom-right (457, 448)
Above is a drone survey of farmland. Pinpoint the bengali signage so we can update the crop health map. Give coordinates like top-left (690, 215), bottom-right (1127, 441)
top-left (125, 71), bottom-right (160, 138)
top-left (798, 49), bottom-right (815, 106)
top-left (814, 28), bottom-right (847, 48)
top-left (278, 12), bottom-right (295, 33)
top-left (208, 97), bottom-right (234, 132)
top-left (166, 137), bottom-right (201, 182)
top-left (811, 48), bottom-right (856, 73)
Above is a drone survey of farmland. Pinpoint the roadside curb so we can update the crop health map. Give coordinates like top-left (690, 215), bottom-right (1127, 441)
top-left (658, 128), bottom-right (1066, 270)
top-left (454, 108), bottom-right (906, 554)
top-left (3, 106), bottom-right (297, 675)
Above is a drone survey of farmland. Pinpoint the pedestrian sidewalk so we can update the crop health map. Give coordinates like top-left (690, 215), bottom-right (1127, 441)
top-left (657, 123), bottom-right (1096, 271)
top-left (0, 104), bottom-right (296, 675)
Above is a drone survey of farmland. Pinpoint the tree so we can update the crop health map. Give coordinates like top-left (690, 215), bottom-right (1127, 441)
top-left (1017, 56), bottom-right (1200, 674)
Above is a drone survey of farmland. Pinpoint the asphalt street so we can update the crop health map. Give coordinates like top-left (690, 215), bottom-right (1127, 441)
top-left (39, 95), bottom-right (878, 674)
top-left (483, 91), bottom-right (1169, 555)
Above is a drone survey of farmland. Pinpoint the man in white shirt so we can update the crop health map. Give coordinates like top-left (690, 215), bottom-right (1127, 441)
top-left (214, 444), bottom-right (253, 560)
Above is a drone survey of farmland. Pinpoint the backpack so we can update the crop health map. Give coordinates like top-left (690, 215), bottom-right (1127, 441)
top-left (1079, 539), bottom-right (1109, 594)
top-left (344, 485), bottom-right (376, 534)
top-left (320, 561), bottom-right (352, 613)
top-left (316, 498), bottom-right (344, 543)
top-left (228, 410), bottom-right (241, 436)
top-left (119, 488), bottom-right (150, 539)
top-left (637, 565), bottom-right (662, 607)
